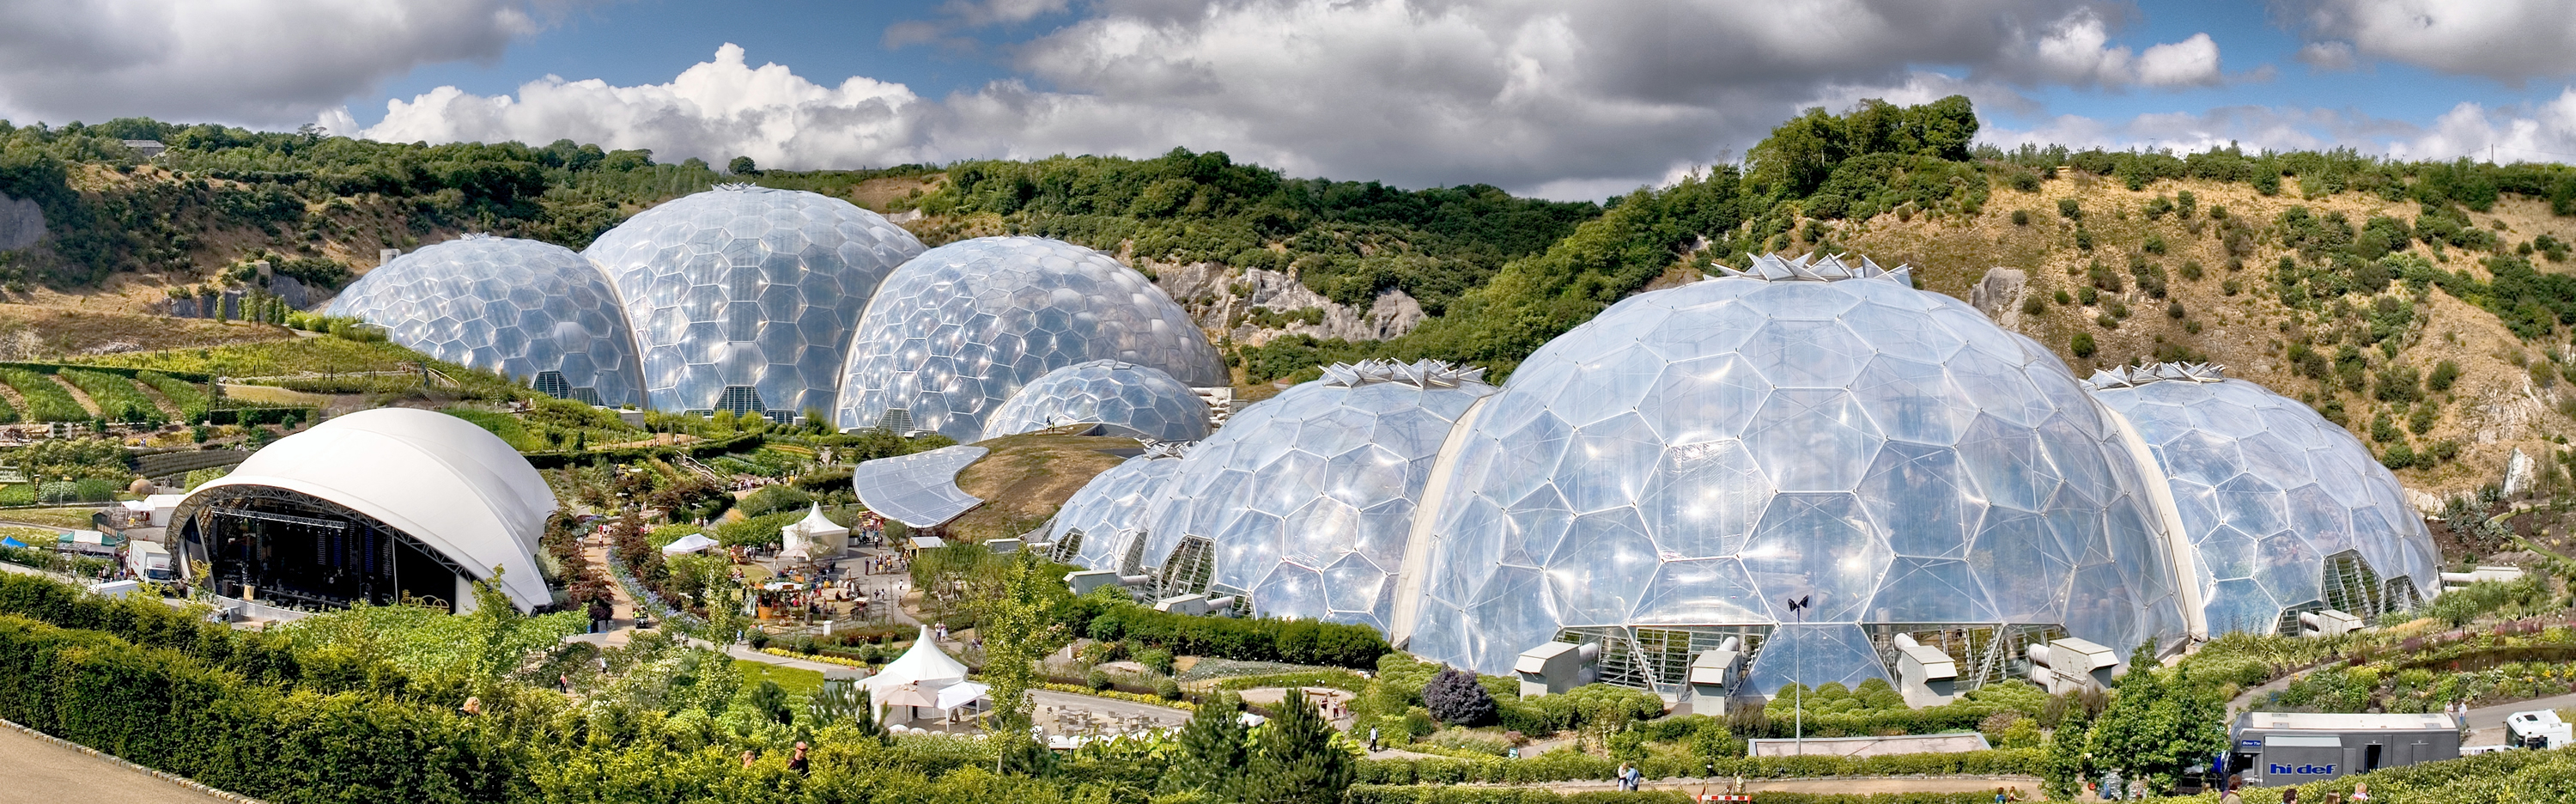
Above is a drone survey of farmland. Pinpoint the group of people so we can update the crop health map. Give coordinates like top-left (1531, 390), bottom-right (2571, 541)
top-left (2219, 778), bottom-right (2369, 803)
top-left (860, 555), bottom-right (908, 576)
top-left (1610, 762), bottom-right (1643, 791)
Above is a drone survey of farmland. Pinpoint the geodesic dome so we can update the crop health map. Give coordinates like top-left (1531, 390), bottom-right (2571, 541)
top-left (1048, 446), bottom-right (1188, 573)
top-left (831, 236), bottom-right (1225, 441)
top-left (980, 360), bottom-right (1211, 442)
top-left (582, 186), bottom-right (923, 416)
top-left (2086, 362), bottom-right (2443, 636)
top-left (1399, 254), bottom-right (2189, 694)
top-left (1137, 360), bottom-right (1496, 632)
top-left (326, 234), bottom-right (644, 407)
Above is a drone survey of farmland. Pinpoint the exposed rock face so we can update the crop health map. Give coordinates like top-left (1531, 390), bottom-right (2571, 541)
top-left (1969, 266), bottom-right (2026, 325)
top-left (1147, 260), bottom-right (1425, 345)
top-left (0, 194), bottom-right (43, 252)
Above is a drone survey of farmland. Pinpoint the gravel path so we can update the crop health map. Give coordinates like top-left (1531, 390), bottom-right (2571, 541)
top-left (0, 722), bottom-right (237, 804)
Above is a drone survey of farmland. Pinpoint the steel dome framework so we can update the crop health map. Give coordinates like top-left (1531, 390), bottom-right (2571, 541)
top-left (325, 235), bottom-right (645, 407)
top-left (832, 236), bottom-right (1226, 441)
top-left (582, 186), bottom-right (924, 417)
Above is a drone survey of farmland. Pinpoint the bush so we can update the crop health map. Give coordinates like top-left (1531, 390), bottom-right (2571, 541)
top-left (2070, 332), bottom-right (2096, 358)
top-left (1065, 597), bottom-right (1390, 668)
top-left (2011, 209), bottom-right (2030, 225)
top-left (1424, 667), bottom-right (1499, 727)
top-left (1354, 748), bottom-right (2045, 785)
top-left (1156, 677), bottom-right (1183, 700)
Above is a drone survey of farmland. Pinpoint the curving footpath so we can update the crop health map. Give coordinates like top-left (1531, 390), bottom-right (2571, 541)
top-left (0, 718), bottom-right (247, 803)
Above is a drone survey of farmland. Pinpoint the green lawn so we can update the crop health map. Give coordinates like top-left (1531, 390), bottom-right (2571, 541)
top-left (735, 659), bottom-right (824, 697)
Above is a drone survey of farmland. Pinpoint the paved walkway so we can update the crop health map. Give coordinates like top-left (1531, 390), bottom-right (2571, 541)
top-left (0, 723), bottom-right (233, 804)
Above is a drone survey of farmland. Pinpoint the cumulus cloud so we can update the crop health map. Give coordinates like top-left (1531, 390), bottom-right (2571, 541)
top-left (1976, 88), bottom-right (2576, 165)
top-left (0, 0), bottom-right (553, 128)
top-left (2292, 0), bottom-right (2576, 83)
top-left (343, 44), bottom-right (927, 168)
top-left (337, 0), bottom-right (2236, 198)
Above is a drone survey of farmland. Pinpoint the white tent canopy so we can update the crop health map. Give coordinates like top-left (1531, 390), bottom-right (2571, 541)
top-left (660, 533), bottom-right (719, 555)
top-left (861, 625), bottom-right (975, 722)
top-left (780, 503), bottom-right (851, 559)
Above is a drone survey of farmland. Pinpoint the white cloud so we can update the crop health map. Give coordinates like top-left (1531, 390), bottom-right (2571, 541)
top-left (2293, 0), bottom-right (2576, 83)
top-left (2295, 40), bottom-right (2356, 72)
top-left (349, 45), bottom-right (926, 168)
top-left (338, 0), bottom-right (2236, 198)
top-left (2136, 34), bottom-right (2223, 88)
top-left (1975, 88), bottom-right (2576, 165)
top-left (0, 0), bottom-right (551, 127)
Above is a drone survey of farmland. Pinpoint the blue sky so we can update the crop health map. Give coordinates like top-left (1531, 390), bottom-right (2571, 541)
top-left (9, 1), bottom-right (2576, 198)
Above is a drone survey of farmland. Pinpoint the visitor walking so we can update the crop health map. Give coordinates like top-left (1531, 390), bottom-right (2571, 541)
top-left (1368, 726), bottom-right (1379, 752)
top-left (789, 741), bottom-right (810, 776)
top-left (2219, 777), bottom-right (2244, 804)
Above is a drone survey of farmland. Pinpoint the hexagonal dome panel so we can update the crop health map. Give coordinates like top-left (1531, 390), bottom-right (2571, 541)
top-left (1048, 447), bottom-right (1188, 574)
top-left (2085, 362), bottom-right (2443, 635)
top-left (980, 359), bottom-right (1211, 442)
top-left (1403, 254), bottom-right (2189, 690)
top-left (582, 185), bottom-right (923, 414)
top-left (832, 237), bottom-right (1226, 440)
top-left (325, 234), bottom-right (644, 407)
top-left (1133, 360), bottom-right (1496, 632)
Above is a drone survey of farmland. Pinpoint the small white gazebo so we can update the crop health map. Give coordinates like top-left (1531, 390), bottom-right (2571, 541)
top-left (780, 503), bottom-right (852, 560)
top-left (860, 624), bottom-right (986, 723)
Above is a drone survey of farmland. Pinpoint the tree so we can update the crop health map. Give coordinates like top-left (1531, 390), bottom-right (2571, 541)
top-left (980, 550), bottom-right (1069, 773)
top-left (727, 155), bottom-right (757, 175)
top-left (2041, 699), bottom-right (2095, 800)
top-left (750, 679), bottom-right (794, 725)
top-left (1239, 689), bottom-right (1354, 804)
top-left (2085, 644), bottom-right (2228, 795)
top-left (1422, 667), bottom-right (1497, 726)
top-left (1163, 692), bottom-right (1250, 795)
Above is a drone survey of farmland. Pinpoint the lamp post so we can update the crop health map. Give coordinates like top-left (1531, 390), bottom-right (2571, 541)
top-left (1784, 594), bottom-right (1810, 756)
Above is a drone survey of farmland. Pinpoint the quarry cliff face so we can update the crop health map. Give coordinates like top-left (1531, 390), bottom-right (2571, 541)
top-left (1146, 259), bottom-right (1425, 346)
top-left (1859, 177), bottom-right (2576, 499)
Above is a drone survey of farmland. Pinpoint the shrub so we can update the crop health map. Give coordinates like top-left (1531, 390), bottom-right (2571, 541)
top-left (2427, 359), bottom-right (2462, 392)
top-left (2057, 198), bottom-right (2081, 220)
top-left (1424, 667), bottom-right (1499, 727)
top-left (2011, 209), bottom-right (2030, 225)
top-left (2070, 332), bottom-right (2096, 358)
top-left (1065, 597), bottom-right (1390, 668)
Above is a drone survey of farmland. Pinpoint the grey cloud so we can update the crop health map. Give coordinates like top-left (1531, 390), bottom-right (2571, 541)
top-left (2289, 0), bottom-right (2576, 83)
top-left (0, 0), bottom-right (555, 127)
top-left (355, 1), bottom-right (2235, 199)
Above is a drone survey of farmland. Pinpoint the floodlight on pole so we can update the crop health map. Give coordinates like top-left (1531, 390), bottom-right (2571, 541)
top-left (1785, 594), bottom-right (1810, 756)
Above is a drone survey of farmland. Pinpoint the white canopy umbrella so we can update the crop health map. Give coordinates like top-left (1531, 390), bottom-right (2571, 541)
top-left (660, 533), bottom-right (719, 555)
top-left (935, 680), bottom-right (990, 712)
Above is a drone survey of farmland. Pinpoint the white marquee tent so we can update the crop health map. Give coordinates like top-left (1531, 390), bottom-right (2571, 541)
top-left (780, 503), bottom-right (851, 560)
top-left (860, 624), bottom-right (985, 722)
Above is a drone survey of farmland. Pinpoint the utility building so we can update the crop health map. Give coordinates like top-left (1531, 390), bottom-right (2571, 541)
top-left (2227, 712), bottom-right (2459, 786)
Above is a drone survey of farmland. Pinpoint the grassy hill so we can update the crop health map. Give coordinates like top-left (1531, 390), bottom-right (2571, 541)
top-left (9, 101), bottom-right (2576, 496)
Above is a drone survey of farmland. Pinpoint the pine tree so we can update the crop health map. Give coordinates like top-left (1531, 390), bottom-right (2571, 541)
top-left (1163, 692), bottom-right (1249, 795)
top-left (1236, 689), bottom-right (1353, 804)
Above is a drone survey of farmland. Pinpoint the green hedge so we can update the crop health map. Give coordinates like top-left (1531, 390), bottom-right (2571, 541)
top-left (60, 369), bottom-right (162, 423)
top-left (1346, 789), bottom-right (1997, 804)
top-left (3, 362), bottom-right (212, 383)
top-left (0, 368), bottom-right (89, 423)
top-left (1068, 596), bottom-right (1392, 669)
top-left (0, 614), bottom-right (507, 804)
top-left (519, 432), bottom-right (762, 469)
top-left (1356, 748), bottom-right (2047, 786)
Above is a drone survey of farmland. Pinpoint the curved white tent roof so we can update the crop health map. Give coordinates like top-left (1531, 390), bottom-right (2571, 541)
top-left (180, 408), bottom-right (556, 610)
top-left (862, 624), bottom-right (970, 698)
